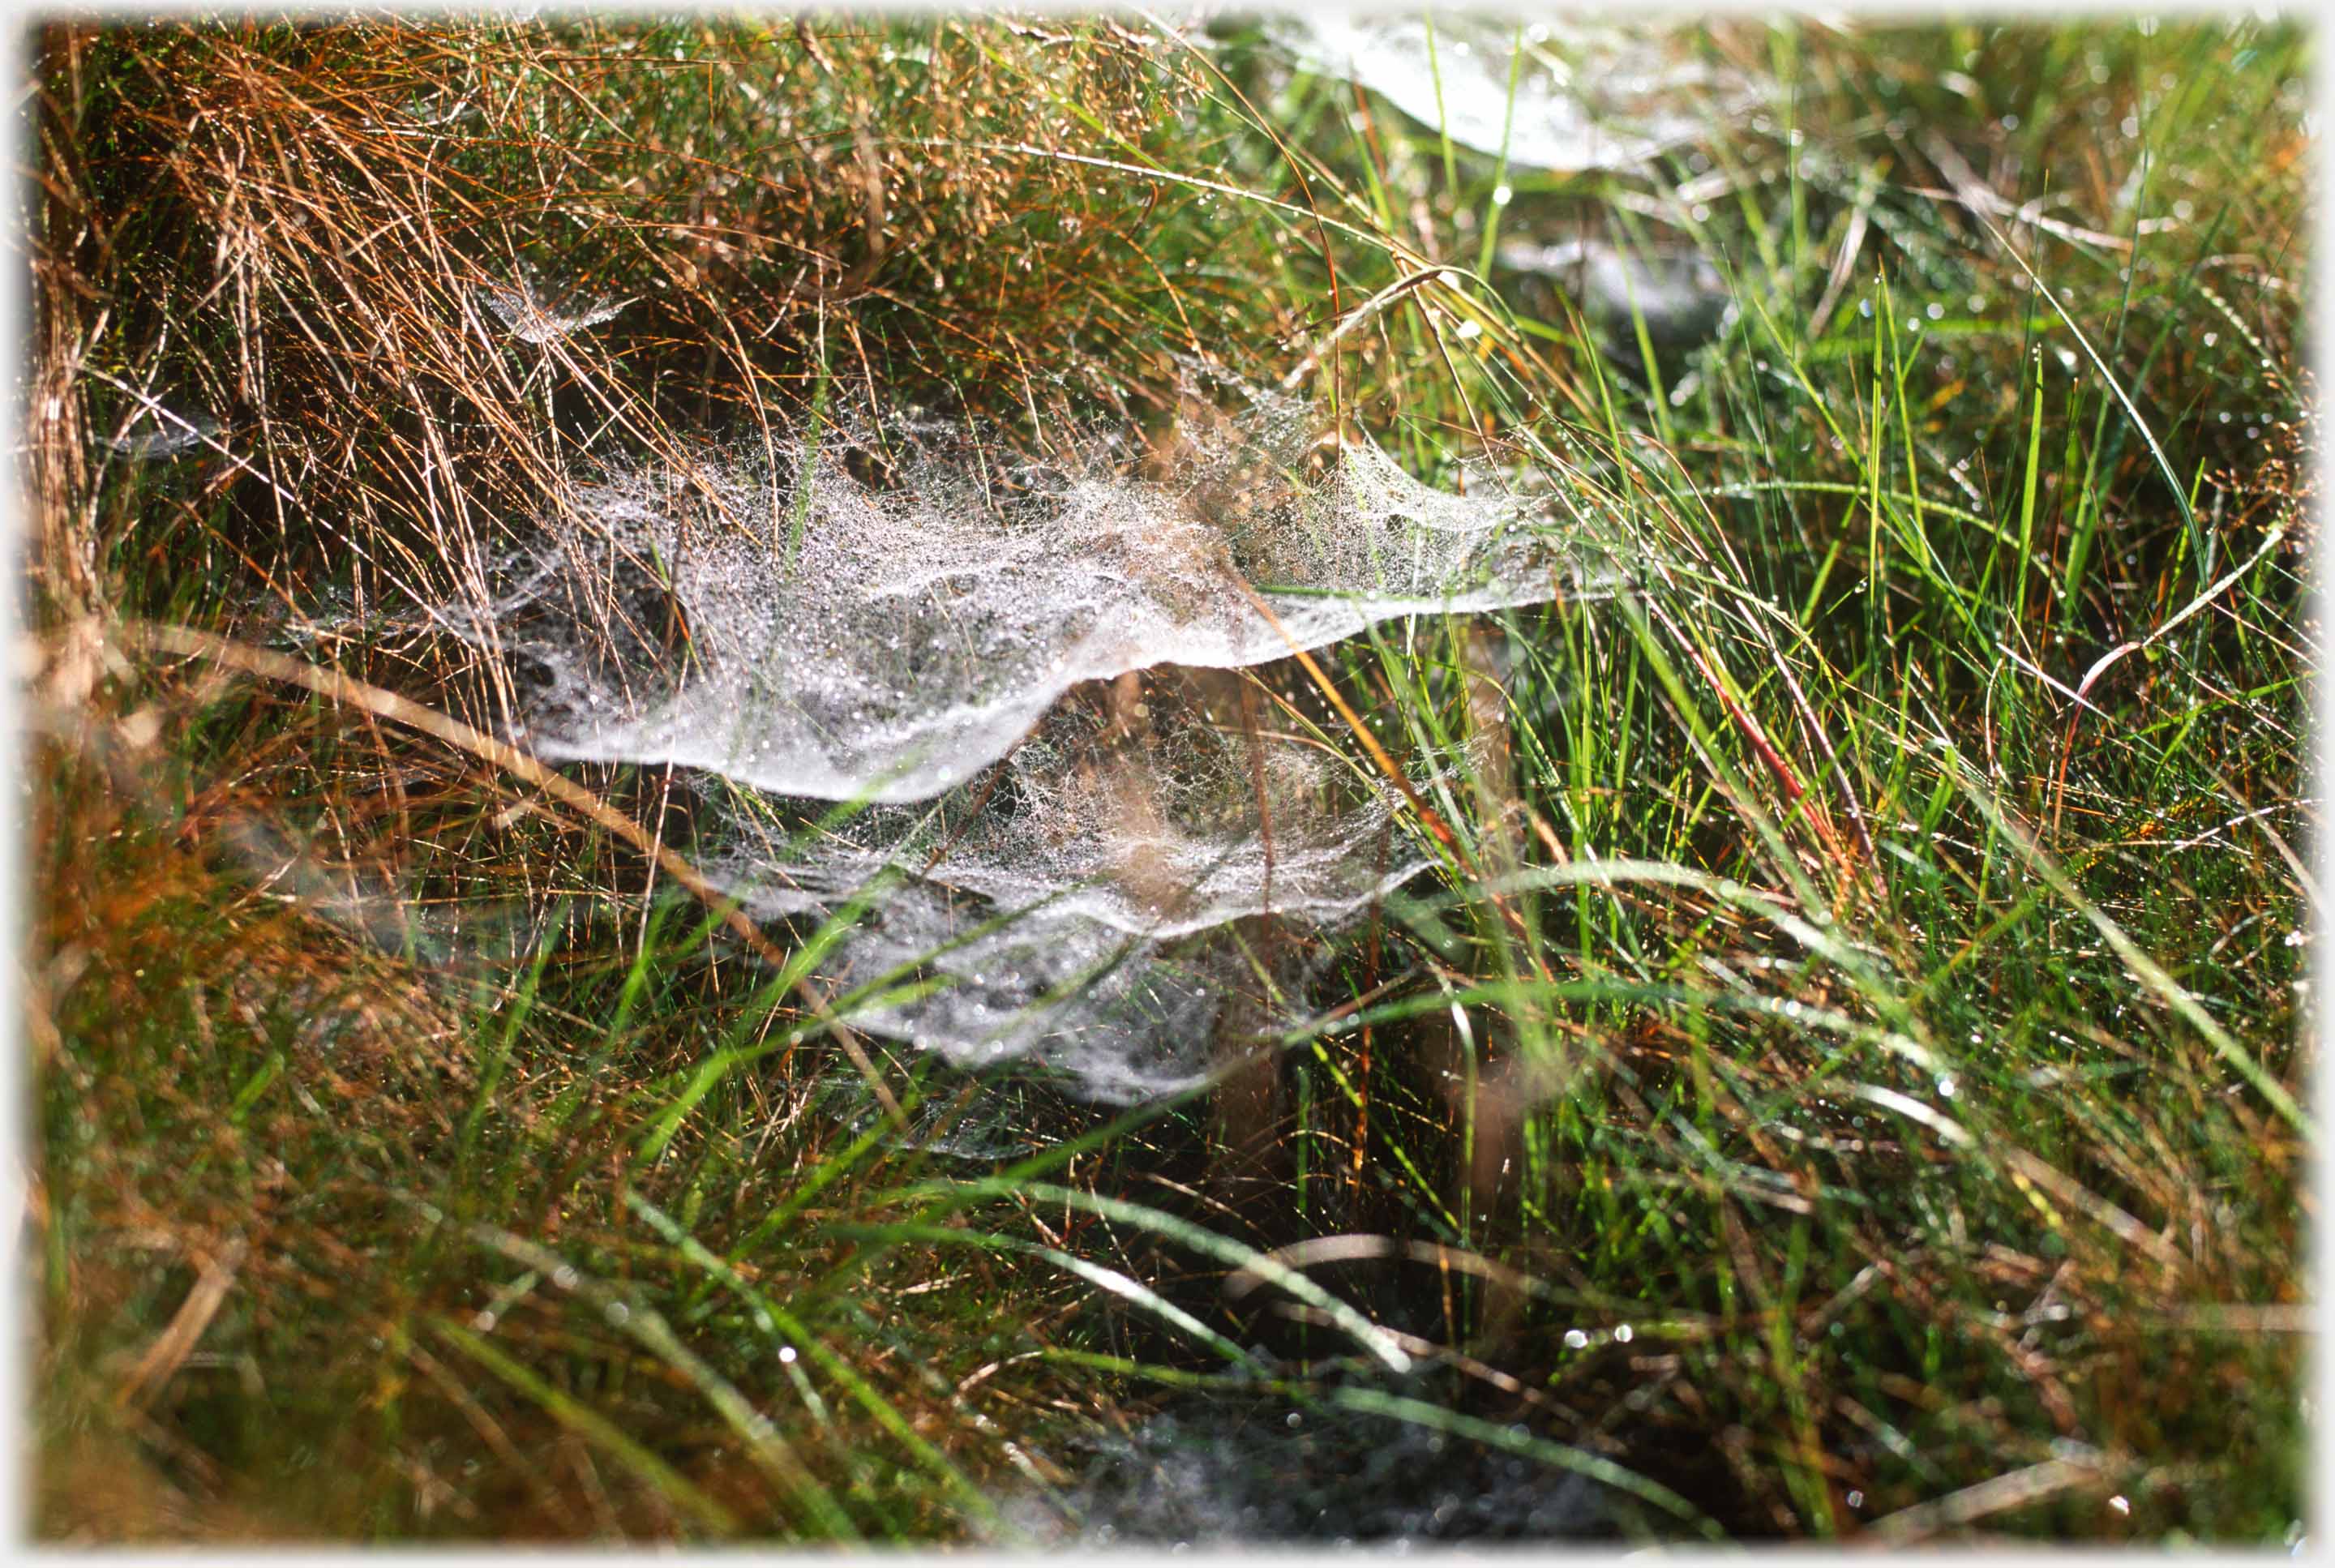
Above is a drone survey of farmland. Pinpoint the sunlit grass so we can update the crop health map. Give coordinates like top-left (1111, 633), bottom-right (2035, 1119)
top-left (26, 10), bottom-right (2311, 1545)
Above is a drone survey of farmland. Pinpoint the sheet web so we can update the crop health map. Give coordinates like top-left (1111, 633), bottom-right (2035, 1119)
top-left (696, 669), bottom-right (1427, 1100)
top-left (466, 388), bottom-right (1611, 1099)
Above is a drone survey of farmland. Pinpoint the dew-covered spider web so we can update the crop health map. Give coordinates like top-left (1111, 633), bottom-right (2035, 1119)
top-left (1269, 14), bottom-right (1763, 178)
top-left (698, 668), bottom-right (1433, 1101)
top-left (448, 382), bottom-right (1618, 1100)
top-left (469, 387), bottom-right (1593, 804)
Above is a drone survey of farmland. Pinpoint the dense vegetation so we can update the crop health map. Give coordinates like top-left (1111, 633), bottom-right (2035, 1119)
top-left (26, 12), bottom-right (2311, 1544)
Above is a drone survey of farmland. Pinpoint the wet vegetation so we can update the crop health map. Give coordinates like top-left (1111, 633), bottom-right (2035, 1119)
top-left (24, 11), bottom-right (2313, 1545)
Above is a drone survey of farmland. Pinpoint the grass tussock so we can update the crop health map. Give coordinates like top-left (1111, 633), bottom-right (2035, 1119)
top-left (25, 9), bottom-right (2316, 1546)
